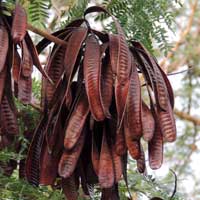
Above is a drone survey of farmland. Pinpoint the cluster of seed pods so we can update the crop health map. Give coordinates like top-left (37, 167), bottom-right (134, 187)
top-left (0, 4), bottom-right (52, 177)
top-left (0, 4), bottom-right (176, 199)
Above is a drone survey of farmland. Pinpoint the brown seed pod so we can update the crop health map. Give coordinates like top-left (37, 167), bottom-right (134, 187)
top-left (21, 39), bottom-right (33, 77)
top-left (59, 127), bottom-right (86, 178)
top-left (142, 101), bottom-right (155, 141)
top-left (0, 24), bottom-right (9, 73)
top-left (98, 130), bottom-right (114, 188)
top-left (64, 90), bottom-right (89, 150)
top-left (11, 4), bottom-right (27, 43)
top-left (84, 34), bottom-right (105, 121)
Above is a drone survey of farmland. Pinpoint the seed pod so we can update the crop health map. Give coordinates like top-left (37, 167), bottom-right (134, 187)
top-left (142, 101), bottom-right (155, 141)
top-left (59, 127), bottom-right (86, 178)
top-left (64, 90), bottom-right (89, 150)
top-left (11, 4), bottom-right (27, 43)
top-left (84, 34), bottom-right (105, 121)
top-left (98, 130), bottom-right (114, 188)
top-left (148, 123), bottom-right (163, 170)
top-left (21, 39), bottom-right (33, 77)
top-left (62, 175), bottom-right (79, 200)
top-left (0, 95), bottom-right (19, 135)
top-left (0, 24), bottom-right (9, 73)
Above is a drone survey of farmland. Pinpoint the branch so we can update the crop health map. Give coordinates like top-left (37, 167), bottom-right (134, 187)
top-left (174, 109), bottom-right (200, 125)
top-left (160, 0), bottom-right (198, 71)
top-left (30, 102), bottom-right (43, 113)
top-left (27, 23), bottom-right (68, 46)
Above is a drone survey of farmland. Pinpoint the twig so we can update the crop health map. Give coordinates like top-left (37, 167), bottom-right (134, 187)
top-left (160, 0), bottom-right (198, 71)
top-left (27, 23), bottom-right (68, 46)
top-left (174, 109), bottom-right (200, 125)
top-left (29, 102), bottom-right (43, 113)
top-left (169, 169), bottom-right (177, 199)
top-left (167, 66), bottom-right (192, 76)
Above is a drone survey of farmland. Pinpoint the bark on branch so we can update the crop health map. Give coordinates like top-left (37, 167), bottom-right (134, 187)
top-left (27, 23), bottom-right (68, 46)
top-left (174, 109), bottom-right (200, 125)
top-left (160, 0), bottom-right (198, 71)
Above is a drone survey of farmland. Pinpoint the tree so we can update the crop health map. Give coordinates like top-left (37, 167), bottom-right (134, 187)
top-left (0, 0), bottom-right (196, 199)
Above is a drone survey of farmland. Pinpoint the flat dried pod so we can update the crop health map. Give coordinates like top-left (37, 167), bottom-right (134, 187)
top-left (111, 145), bottom-right (123, 182)
top-left (136, 145), bottom-right (146, 173)
top-left (101, 184), bottom-right (120, 200)
top-left (124, 124), bottom-right (141, 160)
top-left (26, 116), bottom-right (47, 186)
top-left (0, 65), bottom-right (7, 103)
top-left (84, 6), bottom-right (131, 82)
top-left (18, 75), bottom-right (32, 104)
top-left (0, 94), bottom-right (19, 135)
top-left (64, 90), bottom-right (89, 150)
top-left (21, 39), bottom-right (33, 77)
top-left (12, 48), bottom-right (21, 83)
top-left (155, 59), bottom-right (174, 108)
top-left (109, 34), bottom-right (119, 74)
top-left (84, 34), bottom-right (105, 121)
top-left (98, 130), bottom-right (114, 188)
top-left (114, 127), bottom-right (127, 156)
top-left (148, 123), bottom-right (163, 170)
top-left (91, 133), bottom-right (100, 175)
top-left (142, 101), bottom-right (155, 141)
top-left (11, 4), bottom-right (27, 43)
top-left (39, 129), bottom-right (63, 186)
top-left (64, 28), bottom-right (88, 77)
top-left (39, 147), bottom-right (59, 185)
top-left (125, 59), bottom-right (142, 140)
top-left (158, 102), bottom-right (176, 142)
top-left (0, 23), bottom-right (9, 73)
top-left (111, 29), bottom-right (131, 129)
top-left (64, 28), bottom-right (88, 99)
top-left (59, 126), bottom-right (86, 178)
top-left (62, 175), bottom-right (79, 200)
top-left (100, 45), bottom-right (113, 117)
top-left (45, 45), bottom-right (66, 103)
